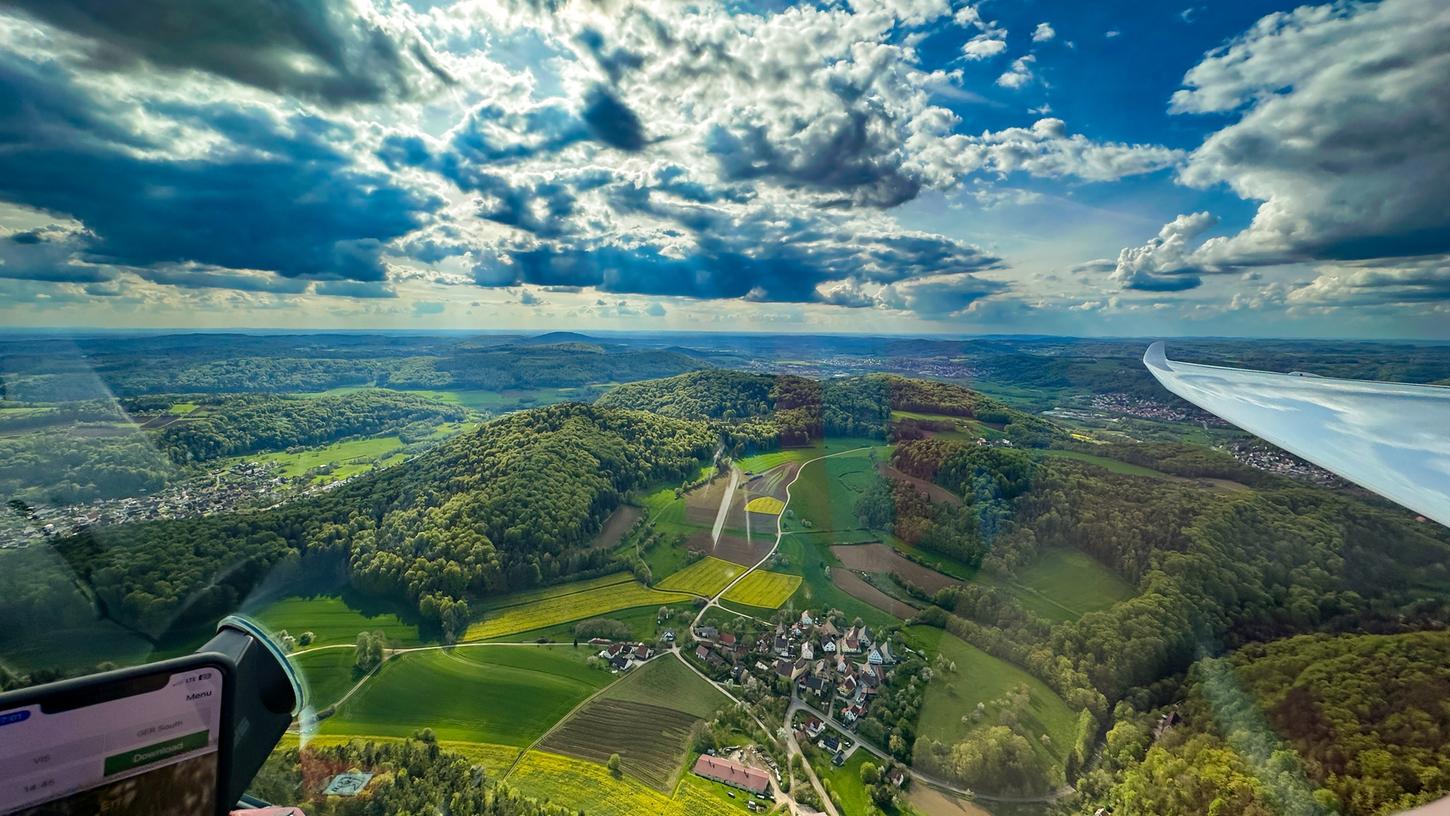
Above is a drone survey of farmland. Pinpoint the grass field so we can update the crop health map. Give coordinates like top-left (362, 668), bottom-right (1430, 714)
top-left (252, 594), bottom-right (421, 649)
top-left (464, 580), bottom-right (691, 641)
top-left (508, 750), bottom-right (745, 816)
top-left (657, 557), bottom-right (745, 596)
top-left (166, 402), bottom-right (199, 415)
top-left (735, 437), bottom-right (879, 474)
top-left (787, 449), bottom-right (881, 533)
top-left (601, 655), bottom-right (730, 718)
top-left (476, 573), bottom-right (633, 611)
top-left (1039, 449), bottom-right (1168, 478)
top-left (320, 647), bottom-right (608, 745)
top-left (904, 625), bottom-right (1077, 783)
top-left (721, 569), bottom-right (802, 608)
top-left (248, 434), bottom-right (406, 483)
top-left (812, 746), bottom-right (873, 816)
top-left (986, 548), bottom-right (1134, 623)
top-left (745, 496), bottom-right (785, 514)
top-left (290, 647), bottom-right (364, 709)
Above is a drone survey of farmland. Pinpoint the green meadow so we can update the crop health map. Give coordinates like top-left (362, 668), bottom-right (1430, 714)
top-left (319, 647), bottom-right (609, 745)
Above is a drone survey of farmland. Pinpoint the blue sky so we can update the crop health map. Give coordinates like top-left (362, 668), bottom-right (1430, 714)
top-left (0, 0), bottom-right (1446, 337)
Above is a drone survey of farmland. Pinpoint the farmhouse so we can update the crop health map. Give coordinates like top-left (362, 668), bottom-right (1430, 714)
top-left (693, 755), bottom-right (771, 795)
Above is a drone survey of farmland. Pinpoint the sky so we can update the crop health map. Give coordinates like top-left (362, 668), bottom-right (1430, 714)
top-left (0, 0), bottom-right (1446, 338)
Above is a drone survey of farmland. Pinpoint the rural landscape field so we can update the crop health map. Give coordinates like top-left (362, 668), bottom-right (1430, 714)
top-left (4, 331), bottom-right (1450, 816)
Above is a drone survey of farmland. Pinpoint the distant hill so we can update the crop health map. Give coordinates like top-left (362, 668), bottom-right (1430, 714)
top-left (521, 331), bottom-right (598, 345)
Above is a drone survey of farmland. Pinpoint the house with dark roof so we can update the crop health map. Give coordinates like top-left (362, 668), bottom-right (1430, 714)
top-left (697, 625), bottom-right (719, 641)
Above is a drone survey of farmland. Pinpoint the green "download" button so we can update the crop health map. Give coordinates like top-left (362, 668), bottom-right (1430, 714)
top-left (104, 730), bottom-right (210, 776)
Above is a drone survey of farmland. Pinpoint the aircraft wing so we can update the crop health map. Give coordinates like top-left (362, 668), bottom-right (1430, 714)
top-left (1144, 342), bottom-right (1450, 527)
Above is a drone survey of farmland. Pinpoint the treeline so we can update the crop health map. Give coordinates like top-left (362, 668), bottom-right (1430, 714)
top-left (155, 391), bottom-right (469, 463)
top-left (2, 335), bottom-right (705, 397)
top-left (251, 734), bottom-right (576, 816)
top-left (40, 404), bottom-right (716, 642)
top-left (0, 430), bottom-right (174, 504)
top-left (600, 369), bottom-right (1056, 450)
top-left (1078, 631), bottom-right (1450, 816)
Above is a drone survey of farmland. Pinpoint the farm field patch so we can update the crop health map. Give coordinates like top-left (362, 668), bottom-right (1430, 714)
top-left (591, 506), bottom-right (641, 549)
top-left (464, 580), bottom-right (690, 641)
top-left (721, 569), bottom-right (803, 608)
top-left (787, 449), bottom-right (880, 533)
top-left (831, 542), bottom-right (960, 595)
top-left (879, 463), bottom-right (962, 507)
top-left (492, 604), bottom-right (666, 644)
top-left (904, 625), bottom-right (1077, 787)
top-left (539, 697), bottom-right (699, 790)
top-left (476, 572), bottom-right (633, 611)
top-left (744, 495), bottom-right (784, 514)
top-left (657, 556), bottom-right (745, 596)
top-left (253, 594), bottom-right (421, 649)
top-left (830, 569), bottom-right (918, 618)
top-left (320, 647), bottom-right (607, 745)
top-left (776, 534), bottom-right (896, 628)
top-left (247, 434), bottom-right (406, 483)
top-left (683, 530), bottom-right (769, 566)
top-left (508, 751), bottom-right (743, 816)
top-left (601, 654), bottom-right (731, 719)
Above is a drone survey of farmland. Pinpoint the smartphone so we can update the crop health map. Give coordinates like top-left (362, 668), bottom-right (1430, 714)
top-left (0, 656), bottom-right (234, 816)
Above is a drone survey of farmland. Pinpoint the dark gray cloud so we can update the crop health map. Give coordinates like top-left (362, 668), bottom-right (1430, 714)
top-left (1, 0), bottom-right (452, 105)
top-left (0, 224), bottom-right (110, 282)
top-left (580, 85), bottom-right (647, 151)
top-left (0, 49), bottom-right (439, 284)
top-left (315, 280), bottom-right (398, 298)
top-left (135, 266), bottom-right (312, 294)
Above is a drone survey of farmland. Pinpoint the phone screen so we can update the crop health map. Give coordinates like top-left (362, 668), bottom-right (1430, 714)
top-left (0, 666), bottom-right (225, 815)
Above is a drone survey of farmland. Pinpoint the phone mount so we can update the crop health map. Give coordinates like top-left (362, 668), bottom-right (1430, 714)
top-left (202, 616), bottom-right (305, 807)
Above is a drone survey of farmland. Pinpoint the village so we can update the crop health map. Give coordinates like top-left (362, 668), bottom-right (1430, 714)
top-left (1, 461), bottom-right (301, 548)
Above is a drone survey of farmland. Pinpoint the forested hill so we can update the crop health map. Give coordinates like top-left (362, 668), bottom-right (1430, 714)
top-left (28, 404), bottom-right (716, 645)
top-left (596, 369), bottom-right (1055, 447)
top-left (1093, 630), bottom-right (1450, 816)
top-left (154, 391), bottom-right (469, 464)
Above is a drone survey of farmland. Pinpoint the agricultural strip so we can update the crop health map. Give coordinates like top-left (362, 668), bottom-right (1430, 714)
top-left (657, 556), bottom-right (745, 596)
top-left (464, 581), bottom-right (691, 641)
top-left (601, 653), bottom-right (732, 719)
top-left (591, 506), bottom-right (641, 549)
top-left (829, 569), bottom-right (919, 618)
top-left (508, 750), bottom-right (743, 816)
top-left (476, 572), bottom-right (634, 611)
top-left (744, 496), bottom-right (784, 514)
top-left (319, 648), bottom-right (608, 745)
top-left (538, 698), bottom-right (699, 790)
top-left (721, 570), bottom-right (803, 609)
top-left (831, 542), bottom-right (960, 595)
top-left (290, 648), bottom-right (364, 709)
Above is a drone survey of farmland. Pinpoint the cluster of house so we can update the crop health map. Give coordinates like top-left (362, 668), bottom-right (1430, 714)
top-left (694, 611), bottom-right (898, 729)
top-left (1, 461), bottom-right (290, 549)
top-left (590, 639), bottom-right (655, 671)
